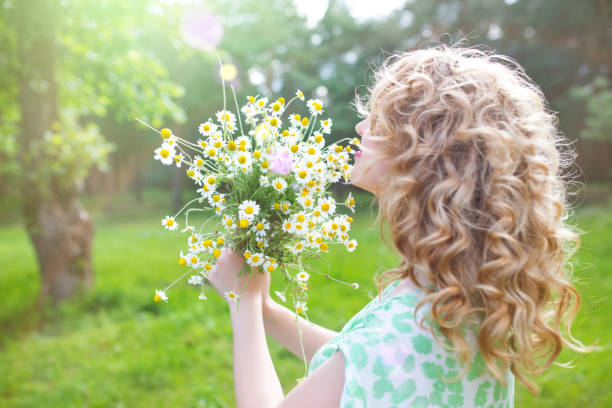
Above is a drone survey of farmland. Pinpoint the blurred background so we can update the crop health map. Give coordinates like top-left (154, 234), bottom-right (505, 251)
top-left (0, 0), bottom-right (610, 406)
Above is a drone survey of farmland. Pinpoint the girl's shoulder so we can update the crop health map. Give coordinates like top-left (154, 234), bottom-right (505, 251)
top-left (308, 280), bottom-right (514, 407)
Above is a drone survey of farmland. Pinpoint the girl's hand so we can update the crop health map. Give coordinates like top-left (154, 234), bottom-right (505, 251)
top-left (207, 247), bottom-right (271, 303)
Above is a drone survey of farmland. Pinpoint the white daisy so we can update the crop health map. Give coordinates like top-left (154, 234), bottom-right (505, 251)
top-left (263, 258), bottom-right (277, 273)
top-left (271, 177), bottom-right (287, 192)
top-left (198, 121), bottom-right (217, 136)
top-left (239, 200), bottom-right (260, 220)
top-left (173, 154), bottom-right (183, 168)
top-left (216, 110), bottom-right (236, 127)
top-left (296, 271), bottom-right (310, 282)
top-left (252, 220), bottom-right (270, 237)
top-left (317, 196), bottom-right (336, 217)
top-left (154, 142), bottom-right (175, 166)
top-left (295, 89), bottom-right (305, 101)
top-left (295, 301), bottom-right (308, 315)
top-left (259, 175), bottom-right (270, 186)
top-left (320, 118), bottom-right (332, 134)
top-left (246, 252), bottom-right (265, 267)
top-left (307, 99), bottom-right (324, 116)
top-left (186, 252), bottom-right (200, 268)
top-left (188, 274), bottom-right (203, 285)
top-left (154, 289), bottom-right (168, 303)
top-left (345, 192), bottom-right (355, 213)
top-left (274, 291), bottom-right (286, 302)
top-left (224, 290), bottom-right (239, 302)
top-left (346, 239), bottom-right (358, 252)
top-left (161, 215), bottom-right (178, 231)
top-left (281, 220), bottom-right (295, 233)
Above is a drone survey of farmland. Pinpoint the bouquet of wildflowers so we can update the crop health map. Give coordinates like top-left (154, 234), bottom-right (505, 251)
top-left (139, 84), bottom-right (360, 321)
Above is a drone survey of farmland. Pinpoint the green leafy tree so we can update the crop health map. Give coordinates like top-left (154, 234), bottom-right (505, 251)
top-left (1, 0), bottom-right (185, 302)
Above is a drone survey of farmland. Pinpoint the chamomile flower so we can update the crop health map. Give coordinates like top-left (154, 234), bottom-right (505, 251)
top-left (224, 290), bottom-right (239, 302)
top-left (345, 239), bottom-right (358, 252)
top-left (289, 113), bottom-right (303, 127)
top-left (307, 98), bottom-right (324, 116)
top-left (263, 258), bottom-right (277, 273)
top-left (154, 142), bottom-right (175, 166)
top-left (252, 219), bottom-right (270, 236)
top-left (269, 100), bottom-right (284, 115)
top-left (207, 193), bottom-right (226, 207)
top-left (234, 152), bottom-right (252, 171)
top-left (239, 200), bottom-right (260, 220)
top-left (295, 301), bottom-right (308, 315)
top-left (173, 154), bottom-right (184, 168)
top-left (297, 195), bottom-right (314, 209)
top-left (154, 289), bottom-right (168, 303)
top-left (181, 225), bottom-right (195, 234)
top-left (320, 118), bottom-right (332, 134)
top-left (295, 89), bottom-right (305, 100)
top-left (274, 291), bottom-right (286, 302)
top-left (296, 271), bottom-right (310, 282)
top-left (216, 110), bottom-right (236, 127)
top-left (162, 215), bottom-right (178, 231)
top-left (345, 192), bottom-right (355, 213)
top-left (186, 252), bottom-right (200, 268)
top-left (259, 175), bottom-right (270, 186)
top-left (198, 121), bottom-right (217, 136)
top-left (317, 196), bottom-right (336, 217)
top-left (281, 220), bottom-right (295, 233)
top-left (246, 252), bottom-right (265, 267)
top-left (201, 261), bottom-right (216, 275)
top-left (188, 274), bottom-right (203, 285)
top-left (271, 177), bottom-right (287, 192)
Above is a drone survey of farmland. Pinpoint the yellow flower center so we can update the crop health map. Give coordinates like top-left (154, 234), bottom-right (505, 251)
top-left (275, 182), bottom-right (283, 189)
top-left (321, 203), bottom-right (330, 211)
top-left (166, 219), bottom-right (174, 226)
top-left (256, 223), bottom-right (264, 230)
top-left (154, 294), bottom-right (162, 302)
top-left (240, 218), bottom-right (249, 228)
top-left (213, 249), bottom-right (221, 258)
top-left (228, 141), bottom-right (237, 150)
top-left (298, 170), bottom-right (307, 179)
top-left (160, 128), bottom-right (172, 138)
top-left (178, 258), bottom-right (186, 266)
top-left (301, 117), bottom-right (309, 126)
top-left (160, 149), bottom-right (170, 158)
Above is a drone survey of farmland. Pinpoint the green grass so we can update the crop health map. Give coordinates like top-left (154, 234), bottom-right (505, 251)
top-left (0, 190), bottom-right (610, 407)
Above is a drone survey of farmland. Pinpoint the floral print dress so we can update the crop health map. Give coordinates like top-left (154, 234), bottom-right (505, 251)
top-left (308, 280), bottom-right (514, 407)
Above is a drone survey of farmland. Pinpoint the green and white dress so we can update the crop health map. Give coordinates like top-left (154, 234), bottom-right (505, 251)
top-left (308, 279), bottom-right (514, 407)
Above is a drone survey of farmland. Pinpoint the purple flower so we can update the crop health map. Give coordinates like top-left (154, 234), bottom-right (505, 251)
top-left (269, 149), bottom-right (293, 175)
top-left (181, 12), bottom-right (224, 51)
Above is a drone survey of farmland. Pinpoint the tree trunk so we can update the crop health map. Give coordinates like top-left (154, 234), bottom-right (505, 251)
top-left (25, 195), bottom-right (95, 301)
top-left (17, 0), bottom-right (94, 303)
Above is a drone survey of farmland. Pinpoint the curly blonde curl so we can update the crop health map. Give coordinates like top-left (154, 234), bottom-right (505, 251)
top-left (353, 42), bottom-right (599, 395)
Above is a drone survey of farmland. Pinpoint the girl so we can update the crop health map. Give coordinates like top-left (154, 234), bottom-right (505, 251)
top-left (207, 43), bottom-right (597, 407)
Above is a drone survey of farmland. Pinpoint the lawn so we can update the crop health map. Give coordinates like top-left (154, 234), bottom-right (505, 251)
top-left (1, 189), bottom-right (610, 407)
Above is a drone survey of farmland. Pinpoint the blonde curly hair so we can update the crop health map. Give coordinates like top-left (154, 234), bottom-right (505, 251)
top-left (354, 42), bottom-right (599, 395)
